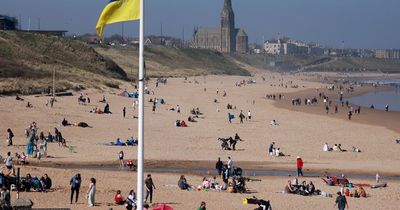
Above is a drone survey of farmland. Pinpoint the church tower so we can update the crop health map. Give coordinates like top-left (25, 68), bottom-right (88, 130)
top-left (220, 0), bottom-right (235, 53)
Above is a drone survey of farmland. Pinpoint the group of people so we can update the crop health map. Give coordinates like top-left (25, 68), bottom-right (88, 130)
top-left (20, 173), bottom-right (52, 192)
top-left (268, 142), bottom-right (285, 157)
top-left (114, 189), bottom-right (137, 210)
top-left (218, 133), bottom-right (242, 150)
top-left (284, 178), bottom-right (316, 196)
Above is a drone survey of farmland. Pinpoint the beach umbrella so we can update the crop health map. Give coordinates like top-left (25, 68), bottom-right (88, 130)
top-left (153, 204), bottom-right (174, 210)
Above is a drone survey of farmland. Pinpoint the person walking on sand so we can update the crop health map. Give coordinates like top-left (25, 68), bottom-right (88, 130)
top-left (385, 104), bottom-right (389, 112)
top-left (348, 111), bottom-right (352, 120)
top-left (296, 156), bottom-right (304, 177)
top-left (118, 151), bottom-right (124, 168)
top-left (87, 178), bottom-right (96, 207)
top-left (70, 173), bottom-right (81, 204)
top-left (247, 110), bottom-right (252, 120)
top-left (239, 110), bottom-right (245, 123)
top-left (145, 174), bottom-right (156, 203)
top-left (123, 107), bottom-right (126, 118)
top-left (334, 191), bottom-right (348, 210)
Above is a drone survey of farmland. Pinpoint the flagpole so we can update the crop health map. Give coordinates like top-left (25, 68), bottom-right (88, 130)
top-left (137, 0), bottom-right (145, 209)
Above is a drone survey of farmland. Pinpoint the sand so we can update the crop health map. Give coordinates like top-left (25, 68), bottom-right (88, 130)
top-left (0, 71), bottom-right (399, 209)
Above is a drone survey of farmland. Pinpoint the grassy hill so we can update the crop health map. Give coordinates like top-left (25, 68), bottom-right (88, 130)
top-left (0, 31), bottom-right (251, 95)
top-left (94, 45), bottom-right (250, 78)
top-left (0, 30), bottom-right (127, 95)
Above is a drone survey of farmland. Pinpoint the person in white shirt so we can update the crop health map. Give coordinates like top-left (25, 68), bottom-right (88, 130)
top-left (227, 157), bottom-right (233, 176)
top-left (247, 111), bottom-right (252, 120)
top-left (323, 143), bottom-right (331, 152)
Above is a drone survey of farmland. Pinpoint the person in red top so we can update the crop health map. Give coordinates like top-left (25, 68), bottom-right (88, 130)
top-left (296, 156), bottom-right (304, 176)
top-left (114, 190), bottom-right (125, 205)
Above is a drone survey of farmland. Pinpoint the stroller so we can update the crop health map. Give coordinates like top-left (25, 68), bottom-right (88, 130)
top-left (244, 197), bottom-right (272, 210)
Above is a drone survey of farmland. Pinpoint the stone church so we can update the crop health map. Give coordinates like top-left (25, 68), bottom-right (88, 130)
top-left (192, 0), bottom-right (248, 53)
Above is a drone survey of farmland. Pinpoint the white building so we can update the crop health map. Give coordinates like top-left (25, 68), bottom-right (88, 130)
top-left (264, 39), bottom-right (282, 55)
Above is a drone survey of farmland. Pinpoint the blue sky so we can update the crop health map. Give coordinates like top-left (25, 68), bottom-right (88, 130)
top-left (1, 0), bottom-right (399, 49)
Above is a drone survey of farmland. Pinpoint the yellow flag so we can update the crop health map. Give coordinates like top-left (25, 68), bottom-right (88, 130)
top-left (96, 0), bottom-right (140, 39)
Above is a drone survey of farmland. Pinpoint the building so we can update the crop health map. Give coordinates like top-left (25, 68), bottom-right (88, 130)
top-left (264, 39), bottom-right (282, 55)
top-left (374, 49), bottom-right (400, 59)
top-left (192, 0), bottom-right (248, 53)
top-left (0, 15), bottom-right (18, 30)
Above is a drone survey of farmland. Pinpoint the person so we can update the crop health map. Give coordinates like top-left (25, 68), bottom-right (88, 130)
top-left (215, 157), bottom-right (223, 176)
top-left (323, 143), bottom-right (331, 152)
top-left (335, 192), bottom-right (348, 210)
top-left (87, 177), bottom-right (96, 207)
top-left (275, 148), bottom-right (284, 157)
top-left (178, 175), bottom-right (191, 190)
top-left (270, 120), bottom-right (278, 126)
top-left (114, 190), bottom-right (125, 205)
top-left (70, 174), bottom-right (81, 204)
top-left (118, 151), bottom-right (124, 168)
top-left (385, 104), bottom-right (389, 112)
top-left (359, 187), bottom-right (366, 198)
top-left (201, 177), bottom-right (210, 189)
top-left (6, 129), bottom-right (14, 146)
top-left (268, 142), bottom-right (275, 156)
top-left (144, 174), bottom-right (156, 203)
top-left (4, 152), bottom-right (14, 175)
top-left (344, 189), bottom-right (350, 197)
top-left (232, 133), bottom-right (242, 150)
top-left (247, 110), bottom-right (252, 120)
top-left (376, 172), bottom-right (380, 183)
top-left (239, 110), bottom-right (245, 123)
top-left (197, 201), bottom-right (206, 210)
top-left (123, 107), bottom-right (126, 118)
top-left (284, 180), bottom-right (294, 194)
top-left (306, 181), bottom-right (315, 194)
top-left (227, 157), bottom-right (233, 177)
top-left (43, 174), bottom-right (52, 190)
top-left (0, 185), bottom-right (11, 209)
top-left (296, 156), bottom-right (304, 176)
top-left (177, 105), bottom-right (181, 113)
top-left (348, 111), bottom-right (352, 120)
top-left (126, 190), bottom-right (136, 210)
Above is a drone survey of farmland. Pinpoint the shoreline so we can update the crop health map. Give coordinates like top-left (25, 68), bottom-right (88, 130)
top-left (28, 159), bottom-right (400, 179)
top-left (272, 84), bottom-right (400, 134)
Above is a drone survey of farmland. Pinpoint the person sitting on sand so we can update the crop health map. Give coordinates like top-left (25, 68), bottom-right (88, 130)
top-left (333, 144), bottom-right (340, 151)
top-left (323, 143), bottom-right (332, 152)
top-left (26, 102), bottom-right (32, 108)
top-left (306, 181), bottom-right (315, 194)
top-left (188, 116), bottom-right (197, 123)
top-left (104, 103), bottom-right (112, 114)
top-left (62, 118), bottom-right (70, 126)
top-left (275, 148), bottom-right (284, 157)
top-left (270, 120), bottom-right (278, 126)
top-left (284, 180), bottom-right (295, 194)
top-left (180, 120), bottom-right (188, 127)
top-left (100, 95), bottom-right (106, 103)
top-left (178, 175), bottom-right (191, 191)
top-left (114, 190), bottom-right (125, 205)
top-left (359, 187), bottom-right (366, 198)
top-left (345, 189), bottom-right (350, 197)
top-left (201, 177), bottom-right (210, 190)
top-left (352, 146), bottom-right (361, 153)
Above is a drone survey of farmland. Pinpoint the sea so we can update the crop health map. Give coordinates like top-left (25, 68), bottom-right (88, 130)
top-left (347, 79), bottom-right (400, 112)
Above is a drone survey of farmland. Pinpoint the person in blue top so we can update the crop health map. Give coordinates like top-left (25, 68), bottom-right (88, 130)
top-left (70, 174), bottom-right (81, 204)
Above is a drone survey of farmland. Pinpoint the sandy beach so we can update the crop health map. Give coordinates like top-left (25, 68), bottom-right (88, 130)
top-left (1, 71), bottom-right (399, 209)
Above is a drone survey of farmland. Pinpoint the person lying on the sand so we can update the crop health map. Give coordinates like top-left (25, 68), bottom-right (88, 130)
top-left (188, 116), bottom-right (197, 122)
